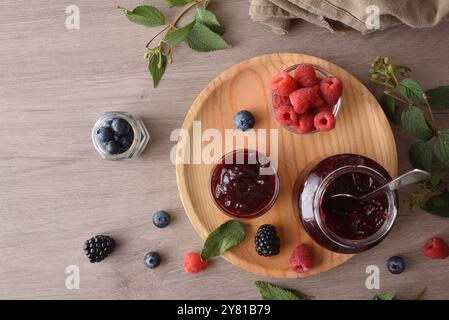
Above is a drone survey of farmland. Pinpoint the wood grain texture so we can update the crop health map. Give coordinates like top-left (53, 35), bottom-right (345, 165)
top-left (0, 0), bottom-right (448, 299)
top-left (176, 53), bottom-right (397, 278)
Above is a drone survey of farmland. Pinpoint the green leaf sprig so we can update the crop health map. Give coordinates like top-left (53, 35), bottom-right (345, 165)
top-left (255, 281), bottom-right (311, 300)
top-left (369, 56), bottom-right (449, 215)
top-left (118, 0), bottom-right (231, 88)
top-left (200, 219), bottom-right (246, 260)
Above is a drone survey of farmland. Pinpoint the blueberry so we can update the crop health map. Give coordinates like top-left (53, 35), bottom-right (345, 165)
top-left (233, 110), bottom-right (255, 132)
top-left (103, 119), bottom-right (113, 128)
top-left (144, 251), bottom-right (161, 269)
top-left (387, 256), bottom-right (405, 274)
top-left (111, 118), bottom-right (131, 137)
top-left (105, 140), bottom-right (121, 155)
top-left (96, 127), bottom-right (113, 144)
top-left (153, 210), bottom-right (171, 228)
top-left (120, 131), bottom-right (134, 151)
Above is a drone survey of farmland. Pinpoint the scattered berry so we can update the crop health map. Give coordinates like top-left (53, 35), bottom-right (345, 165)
top-left (270, 72), bottom-right (298, 96)
top-left (294, 64), bottom-right (318, 87)
top-left (184, 252), bottom-right (208, 274)
top-left (320, 76), bottom-right (343, 106)
top-left (289, 244), bottom-right (313, 273)
top-left (111, 118), bottom-right (131, 137)
top-left (144, 251), bottom-right (161, 269)
top-left (275, 105), bottom-right (297, 126)
top-left (293, 112), bottom-right (315, 133)
top-left (96, 126), bottom-right (113, 144)
top-left (422, 237), bottom-right (449, 259)
top-left (153, 210), bottom-right (171, 228)
top-left (233, 110), bottom-right (255, 132)
top-left (105, 140), bottom-right (121, 155)
top-left (272, 94), bottom-right (292, 109)
top-left (255, 224), bottom-right (280, 257)
top-left (387, 256), bottom-right (406, 274)
top-left (84, 235), bottom-right (116, 263)
top-left (314, 111), bottom-right (336, 132)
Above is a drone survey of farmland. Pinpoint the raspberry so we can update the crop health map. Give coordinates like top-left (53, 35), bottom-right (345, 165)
top-left (183, 252), bottom-right (208, 274)
top-left (289, 86), bottom-right (318, 114)
top-left (272, 94), bottom-right (292, 109)
top-left (270, 72), bottom-right (299, 96)
top-left (289, 244), bottom-right (313, 273)
top-left (314, 111), bottom-right (335, 132)
top-left (311, 104), bottom-right (333, 115)
top-left (294, 64), bottom-right (318, 87)
top-left (311, 95), bottom-right (324, 108)
top-left (422, 237), bottom-right (449, 259)
top-left (276, 105), bottom-right (298, 126)
top-left (320, 76), bottom-right (343, 106)
top-left (292, 112), bottom-right (315, 133)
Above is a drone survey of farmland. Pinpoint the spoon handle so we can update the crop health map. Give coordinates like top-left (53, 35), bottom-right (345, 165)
top-left (359, 169), bottom-right (431, 201)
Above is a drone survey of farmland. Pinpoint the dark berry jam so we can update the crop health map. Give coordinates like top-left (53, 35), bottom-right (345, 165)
top-left (299, 154), bottom-right (398, 254)
top-left (210, 150), bottom-right (279, 218)
top-left (321, 172), bottom-right (389, 240)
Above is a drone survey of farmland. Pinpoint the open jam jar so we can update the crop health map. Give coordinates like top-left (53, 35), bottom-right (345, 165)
top-left (299, 154), bottom-right (398, 253)
top-left (210, 149), bottom-right (280, 218)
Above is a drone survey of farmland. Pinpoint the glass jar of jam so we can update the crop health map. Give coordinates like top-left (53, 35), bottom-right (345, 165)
top-left (299, 154), bottom-right (398, 253)
top-left (210, 149), bottom-right (280, 219)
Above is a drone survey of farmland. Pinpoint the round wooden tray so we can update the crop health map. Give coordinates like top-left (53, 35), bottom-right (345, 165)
top-left (176, 53), bottom-right (398, 278)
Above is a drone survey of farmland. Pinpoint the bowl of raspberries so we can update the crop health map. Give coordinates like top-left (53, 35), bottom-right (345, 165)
top-left (270, 64), bottom-right (343, 134)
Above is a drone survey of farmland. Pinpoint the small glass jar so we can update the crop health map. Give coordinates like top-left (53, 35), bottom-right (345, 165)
top-left (210, 149), bottom-right (280, 219)
top-left (271, 64), bottom-right (342, 134)
top-left (299, 154), bottom-right (398, 254)
top-left (92, 111), bottom-right (150, 161)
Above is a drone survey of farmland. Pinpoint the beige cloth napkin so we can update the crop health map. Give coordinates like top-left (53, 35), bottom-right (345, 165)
top-left (249, 0), bottom-right (449, 34)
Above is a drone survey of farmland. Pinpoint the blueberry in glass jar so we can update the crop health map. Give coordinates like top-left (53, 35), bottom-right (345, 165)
top-left (210, 150), bottom-right (279, 218)
top-left (96, 117), bottom-right (135, 155)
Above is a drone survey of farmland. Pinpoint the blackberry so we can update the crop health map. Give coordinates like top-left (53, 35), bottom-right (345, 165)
top-left (84, 235), bottom-right (116, 263)
top-left (255, 224), bottom-right (280, 256)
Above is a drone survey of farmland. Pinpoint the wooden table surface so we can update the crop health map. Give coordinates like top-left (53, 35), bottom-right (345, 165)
top-left (1, 0), bottom-right (448, 300)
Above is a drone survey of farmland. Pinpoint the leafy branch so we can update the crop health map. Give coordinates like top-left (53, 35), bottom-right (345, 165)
top-left (118, 0), bottom-right (231, 88)
top-left (369, 57), bottom-right (449, 217)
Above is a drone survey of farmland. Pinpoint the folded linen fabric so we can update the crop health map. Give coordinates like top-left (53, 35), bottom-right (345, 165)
top-left (249, 0), bottom-right (449, 34)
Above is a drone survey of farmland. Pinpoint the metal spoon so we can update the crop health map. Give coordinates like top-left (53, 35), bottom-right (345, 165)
top-left (329, 169), bottom-right (431, 204)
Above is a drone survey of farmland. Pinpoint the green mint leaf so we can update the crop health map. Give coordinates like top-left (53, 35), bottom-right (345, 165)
top-left (165, 0), bottom-right (192, 7)
top-left (398, 78), bottom-right (425, 105)
top-left (426, 86), bottom-right (449, 110)
top-left (148, 52), bottom-right (167, 88)
top-left (186, 22), bottom-right (231, 52)
top-left (164, 21), bottom-right (195, 46)
top-left (380, 94), bottom-right (399, 124)
top-left (373, 289), bottom-right (396, 300)
top-left (409, 141), bottom-right (433, 172)
top-left (200, 220), bottom-right (246, 260)
top-left (121, 5), bottom-right (165, 27)
top-left (434, 130), bottom-right (449, 166)
top-left (195, 8), bottom-right (225, 35)
top-left (401, 106), bottom-right (433, 141)
top-left (423, 190), bottom-right (449, 218)
top-left (255, 281), bottom-right (310, 300)
top-left (430, 171), bottom-right (446, 187)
